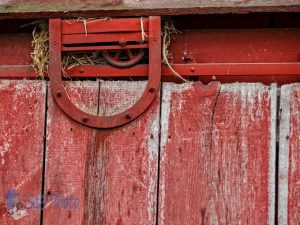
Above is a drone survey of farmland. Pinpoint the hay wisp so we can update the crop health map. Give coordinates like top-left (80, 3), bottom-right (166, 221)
top-left (162, 19), bottom-right (188, 82)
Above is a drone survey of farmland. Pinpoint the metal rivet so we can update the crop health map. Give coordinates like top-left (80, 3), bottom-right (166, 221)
top-left (125, 113), bottom-right (131, 119)
top-left (82, 117), bottom-right (89, 123)
top-left (79, 69), bottom-right (84, 73)
top-left (149, 87), bottom-right (155, 93)
top-left (190, 67), bottom-right (195, 72)
top-left (56, 90), bottom-right (62, 97)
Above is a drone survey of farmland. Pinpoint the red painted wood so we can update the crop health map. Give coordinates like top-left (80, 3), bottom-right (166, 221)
top-left (44, 80), bottom-right (160, 225)
top-left (170, 29), bottom-right (300, 64)
top-left (1, 63), bottom-right (300, 86)
top-left (0, 1), bottom-right (300, 19)
top-left (62, 44), bottom-right (149, 52)
top-left (61, 18), bottom-right (149, 34)
top-left (43, 81), bottom-right (99, 225)
top-left (159, 82), bottom-right (276, 225)
top-left (84, 80), bottom-right (160, 224)
top-left (0, 33), bottom-right (32, 65)
top-left (0, 80), bottom-right (46, 224)
top-left (279, 84), bottom-right (300, 225)
top-left (62, 32), bottom-right (148, 45)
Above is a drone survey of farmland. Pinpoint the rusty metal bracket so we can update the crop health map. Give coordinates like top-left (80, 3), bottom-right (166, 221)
top-left (49, 17), bottom-right (161, 129)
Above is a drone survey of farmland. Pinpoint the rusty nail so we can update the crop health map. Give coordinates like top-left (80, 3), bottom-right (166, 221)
top-left (79, 69), bottom-right (84, 73)
top-left (125, 113), bottom-right (131, 119)
top-left (149, 87), bottom-right (155, 93)
top-left (190, 67), bottom-right (195, 72)
top-left (82, 117), bottom-right (89, 123)
top-left (56, 90), bottom-right (62, 97)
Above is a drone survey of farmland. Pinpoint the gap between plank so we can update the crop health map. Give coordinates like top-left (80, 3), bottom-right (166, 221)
top-left (40, 81), bottom-right (49, 225)
top-left (155, 83), bottom-right (163, 225)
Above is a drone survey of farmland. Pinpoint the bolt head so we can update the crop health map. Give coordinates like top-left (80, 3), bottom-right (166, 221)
top-left (149, 87), bottom-right (155, 93)
top-left (56, 90), bottom-right (62, 97)
top-left (82, 117), bottom-right (89, 123)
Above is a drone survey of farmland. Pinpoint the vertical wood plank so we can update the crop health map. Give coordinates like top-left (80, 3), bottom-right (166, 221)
top-left (159, 82), bottom-right (276, 225)
top-left (0, 80), bottom-right (46, 224)
top-left (279, 84), bottom-right (300, 225)
top-left (44, 80), bottom-right (160, 225)
top-left (43, 81), bottom-right (99, 225)
top-left (84, 80), bottom-right (160, 225)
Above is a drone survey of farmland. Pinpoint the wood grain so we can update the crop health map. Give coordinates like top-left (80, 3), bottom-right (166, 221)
top-left (279, 84), bottom-right (300, 225)
top-left (43, 81), bottom-right (99, 225)
top-left (44, 80), bottom-right (160, 225)
top-left (0, 80), bottom-right (46, 224)
top-left (0, 0), bottom-right (300, 19)
top-left (158, 82), bottom-right (276, 225)
top-left (84, 80), bottom-right (160, 225)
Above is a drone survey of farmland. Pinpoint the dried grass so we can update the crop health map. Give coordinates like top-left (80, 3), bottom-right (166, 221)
top-left (31, 20), bottom-right (107, 79)
top-left (162, 18), bottom-right (188, 82)
top-left (31, 21), bottom-right (49, 79)
top-left (31, 17), bottom-right (187, 81)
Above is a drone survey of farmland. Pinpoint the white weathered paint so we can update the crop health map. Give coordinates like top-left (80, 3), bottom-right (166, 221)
top-left (268, 84), bottom-right (277, 225)
top-left (278, 84), bottom-right (291, 225)
top-left (98, 80), bottom-right (146, 116)
top-left (159, 82), bottom-right (172, 224)
top-left (147, 112), bottom-right (159, 222)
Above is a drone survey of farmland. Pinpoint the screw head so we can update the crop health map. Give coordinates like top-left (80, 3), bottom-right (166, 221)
top-left (79, 69), bottom-right (84, 73)
top-left (190, 67), bottom-right (195, 72)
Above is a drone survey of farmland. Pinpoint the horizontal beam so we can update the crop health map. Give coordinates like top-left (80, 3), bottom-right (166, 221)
top-left (62, 32), bottom-right (148, 45)
top-left (0, 1), bottom-right (300, 19)
top-left (1, 63), bottom-right (300, 78)
top-left (62, 44), bottom-right (149, 52)
top-left (61, 18), bottom-right (149, 35)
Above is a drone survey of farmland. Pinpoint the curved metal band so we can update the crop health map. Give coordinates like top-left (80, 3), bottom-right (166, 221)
top-left (49, 17), bottom-right (161, 129)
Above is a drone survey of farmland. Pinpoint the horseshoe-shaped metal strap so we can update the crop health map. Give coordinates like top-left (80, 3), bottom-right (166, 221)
top-left (49, 17), bottom-right (161, 129)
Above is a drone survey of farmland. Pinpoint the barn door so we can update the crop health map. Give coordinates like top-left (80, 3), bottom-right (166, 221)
top-left (279, 84), bottom-right (300, 225)
top-left (0, 80), bottom-right (299, 225)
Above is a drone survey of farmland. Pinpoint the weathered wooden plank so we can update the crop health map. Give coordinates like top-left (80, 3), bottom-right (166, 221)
top-left (159, 82), bottom-right (276, 225)
top-left (43, 81), bottom-right (99, 225)
top-left (0, 0), bottom-right (300, 18)
top-left (44, 80), bottom-right (160, 225)
top-left (279, 84), bottom-right (300, 225)
top-left (84, 80), bottom-right (160, 224)
top-left (0, 80), bottom-right (46, 224)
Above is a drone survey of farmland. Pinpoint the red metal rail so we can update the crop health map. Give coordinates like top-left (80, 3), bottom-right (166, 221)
top-left (0, 19), bottom-right (300, 85)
